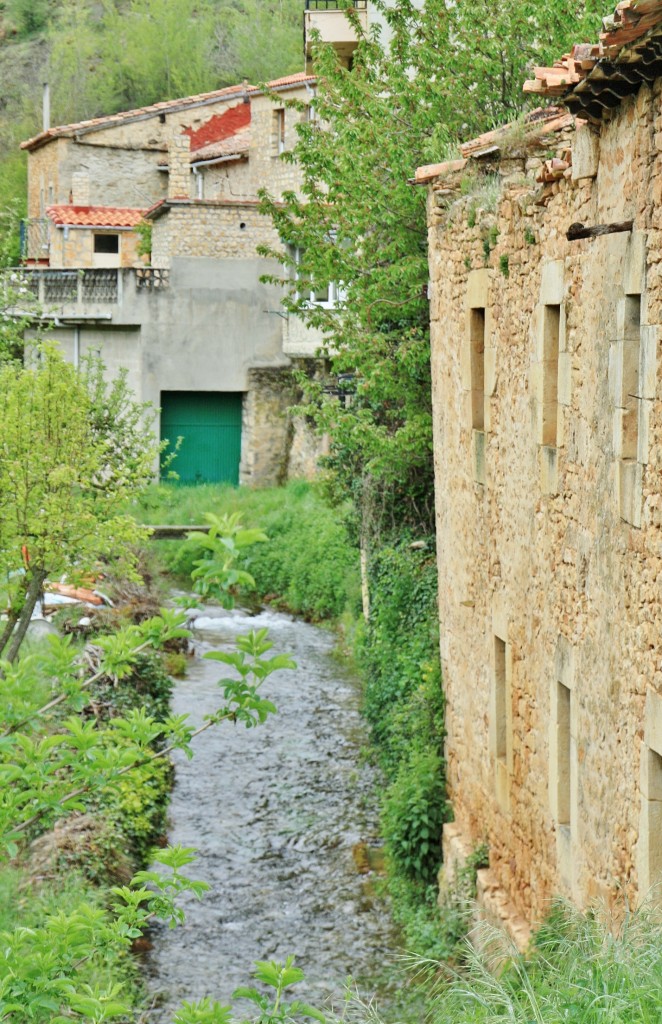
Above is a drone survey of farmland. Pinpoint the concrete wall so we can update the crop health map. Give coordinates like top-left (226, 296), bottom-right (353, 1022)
top-left (25, 83), bottom-right (325, 486)
top-left (427, 81), bottom-right (662, 937)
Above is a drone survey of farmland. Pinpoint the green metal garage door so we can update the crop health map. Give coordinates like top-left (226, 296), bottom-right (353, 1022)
top-left (160, 391), bottom-right (242, 484)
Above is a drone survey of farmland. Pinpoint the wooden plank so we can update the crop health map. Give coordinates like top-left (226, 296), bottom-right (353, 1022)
top-left (147, 524), bottom-right (212, 539)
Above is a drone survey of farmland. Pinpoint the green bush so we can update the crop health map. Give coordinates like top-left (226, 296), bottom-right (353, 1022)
top-left (135, 481), bottom-right (360, 621)
top-left (382, 748), bottom-right (446, 884)
top-left (359, 542), bottom-right (442, 774)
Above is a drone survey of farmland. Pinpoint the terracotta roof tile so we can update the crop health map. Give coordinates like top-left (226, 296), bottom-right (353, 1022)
top-left (460, 107), bottom-right (572, 159)
top-left (264, 72), bottom-right (317, 89)
top-left (524, 0), bottom-right (662, 119)
top-left (46, 205), bottom-right (146, 227)
top-left (413, 159), bottom-right (467, 185)
top-left (21, 84), bottom-right (250, 152)
top-left (21, 74), bottom-right (316, 152)
top-left (192, 130), bottom-right (250, 162)
top-left (412, 107), bottom-right (572, 186)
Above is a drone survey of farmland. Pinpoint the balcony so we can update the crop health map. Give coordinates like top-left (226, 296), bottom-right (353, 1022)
top-left (304, 0), bottom-right (367, 69)
top-left (1, 267), bottom-right (170, 321)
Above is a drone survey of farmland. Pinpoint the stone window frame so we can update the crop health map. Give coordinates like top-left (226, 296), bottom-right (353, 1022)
top-left (490, 598), bottom-right (512, 813)
top-left (463, 269), bottom-right (494, 487)
top-left (272, 107), bottom-right (286, 156)
top-left (610, 231), bottom-right (656, 528)
top-left (549, 636), bottom-right (577, 892)
top-left (638, 689), bottom-right (662, 899)
top-left (532, 260), bottom-right (569, 496)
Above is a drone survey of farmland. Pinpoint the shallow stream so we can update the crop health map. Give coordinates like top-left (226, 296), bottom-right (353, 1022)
top-left (144, 605), bottom-right (399, 1019)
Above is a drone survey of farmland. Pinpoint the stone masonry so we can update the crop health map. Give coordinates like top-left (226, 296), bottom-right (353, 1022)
top-left (424, 74), bottom-right (662, 940)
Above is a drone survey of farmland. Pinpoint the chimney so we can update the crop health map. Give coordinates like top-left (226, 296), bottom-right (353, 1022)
top-left (42, 83), bottom-right (50, 132)
top-left (168, 132), bottom-right (192, 200)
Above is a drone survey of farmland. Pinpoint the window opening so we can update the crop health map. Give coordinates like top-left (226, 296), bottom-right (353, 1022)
top-left (494, 635), bottom-right (507, 764)
top-left (470, 308), bottom-right (485, 431)
top-left (274, 108), bottom-right (286, 155)
top-left (644, 747), bottom-right (662, 888)
top-left (542, 304), bottom-right (561, 447)
top-left (556, 680), bottom-right (571, 827)
top-left (94, 234), bottom-right (119, 254)
top-left (621, 294), bottom-right (642, 462)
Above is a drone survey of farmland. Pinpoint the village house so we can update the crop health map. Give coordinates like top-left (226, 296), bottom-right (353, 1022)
top-left (18, 73), bottom-right (326, 486)
top-left (417, 0), bottom-right (662, 946)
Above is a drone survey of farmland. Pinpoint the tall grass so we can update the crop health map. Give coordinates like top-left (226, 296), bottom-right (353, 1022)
top-left (133, 481), bottom-right (361, 621)
top-left (424, 900), bottom-right (662, 1024)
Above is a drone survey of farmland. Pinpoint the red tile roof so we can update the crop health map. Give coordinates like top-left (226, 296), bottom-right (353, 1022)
top-left (192, 129), bottom-right (250, 162)
top-left (21, 74), bottom-right (316, 152)
top-left (524, 0), bottom-right (662, 119)
top-left (264, 72), bottom-right (317, 89)
top-left (412, 107), bottom-right (572, 185)
top-left (46, 205), bottom-right (146, 227)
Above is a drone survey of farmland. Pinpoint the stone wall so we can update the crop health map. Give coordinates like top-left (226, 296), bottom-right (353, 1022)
top-left (427, 81), bottom-right (662, 934)
top-left (48, 226), bottom-right (142, 269)
top-left (151, 202), bottom-right (281, 268)
top-left (240, 363), bottom-right (324, 486)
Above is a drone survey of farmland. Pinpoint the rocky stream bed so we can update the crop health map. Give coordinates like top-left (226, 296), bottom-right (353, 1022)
top-left (143, 605), bottom-right (399, 1019)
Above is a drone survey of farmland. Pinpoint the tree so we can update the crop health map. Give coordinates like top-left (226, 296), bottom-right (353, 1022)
top-left (0, 345), bottom-right (159, 661)
top-left (259, 0), bottom-right (603, 541)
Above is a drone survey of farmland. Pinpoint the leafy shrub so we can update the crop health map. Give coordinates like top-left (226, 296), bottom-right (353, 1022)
top-left (359, 542), bottom-right (441, 774)
top-left (136, 481), bottom-right (360, 621)
top-left (382, 748), bottom-right (446, 884)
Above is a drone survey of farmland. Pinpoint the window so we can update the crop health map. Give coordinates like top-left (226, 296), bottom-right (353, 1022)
top-left (289, 245), bottom-right (345, 307)
top-left (492, 631), bottom-right (510, 811)
top-left (617, 294), bottom-right (643, 524)
top-left (642, 747), bottom-right (662, 891)
top-left (470, 308), bottom-right (485, 432)
top-left (94, 234), bottom-right (119, 254)
top-left (273, 108), bottom-right (286, 155)
top-left (621, 295), bottom-right (642, 463)
top-left (542, 304), bottom-right (561, 447)
top-left (494, 636), bottom-right (507, 764)
top-left (554, 680), bottom-right (571, 828)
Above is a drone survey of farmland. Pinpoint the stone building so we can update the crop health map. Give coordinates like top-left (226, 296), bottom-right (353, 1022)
top-left (18, 73), bottom-right (326, 485)
top-left (417, 0), bottom-right (662, 945)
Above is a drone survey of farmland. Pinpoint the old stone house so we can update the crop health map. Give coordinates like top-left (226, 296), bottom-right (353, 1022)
top-left (417, 0), bottom-right (662, 945)
top-left (19, 73), bottom-right (325, 485)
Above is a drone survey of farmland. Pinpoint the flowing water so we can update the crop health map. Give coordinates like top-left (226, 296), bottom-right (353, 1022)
top-left (144, 605), bottom-right (399, 1020)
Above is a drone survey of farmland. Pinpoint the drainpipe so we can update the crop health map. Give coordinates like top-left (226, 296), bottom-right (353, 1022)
top-left (73, 325), bottom-right (80, 368)
top-left (192, 165), bottom-right (203, 199)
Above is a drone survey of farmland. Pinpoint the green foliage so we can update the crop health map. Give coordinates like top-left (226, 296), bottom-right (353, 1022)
top-left (428, 901), bottom-right (662, 1024)
top-left (0, 345), bottom-right (159, 660)
top-left (259, 0), bottom-right (603, 539)
top-left (135, 219), bottom-right (152, 261)
top-left (359, 543), bottom-right (441, 769)
top-left (137, 481), bottom-right (360, 621)
top-left (499, 254), bottom-right (509, 278)
top-left (524, 227), bottom-right (537, 245)
top-left (4, 0), bottom-right (54, 37)
top-left (382, 748), bottom-right (445, 884)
